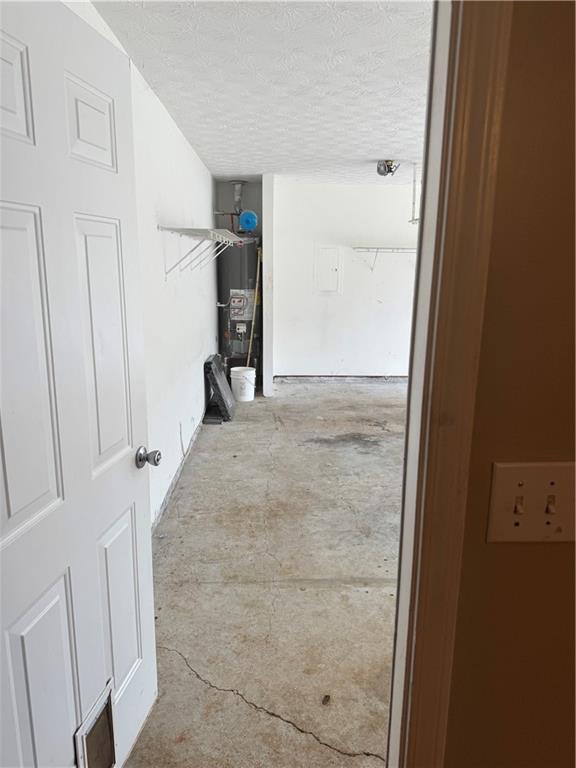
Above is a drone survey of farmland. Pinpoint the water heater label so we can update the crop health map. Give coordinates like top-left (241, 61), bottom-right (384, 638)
top-left (230, 289), bottom-right (255, 321)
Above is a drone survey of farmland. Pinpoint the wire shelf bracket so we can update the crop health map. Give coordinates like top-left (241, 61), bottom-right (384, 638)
top-left (352, 246), bottom-right (417, 272)
top-left (157, 226), bottom-right (247, 274)
top-left (352, 247), bottom-right (417, 254)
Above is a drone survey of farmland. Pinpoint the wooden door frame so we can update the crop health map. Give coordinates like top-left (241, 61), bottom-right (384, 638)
top-left (387, 2), bottom-right (514, 765)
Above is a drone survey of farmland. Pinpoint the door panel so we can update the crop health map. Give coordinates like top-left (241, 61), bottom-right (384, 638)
top-left (0, 204), bottom-right (62, 531)
top-left (6, 574), bottom-right (79, 768)
top-left (0, 3), bottom-right (156, 766)
top-left (0, 30), bottom-right (34, 143)
top-left (98, 506), bottom-right (142, 697)
top-left (65, 73), bottom-right (117, 171)
top-left (75, 214), bottom-right (132, 472)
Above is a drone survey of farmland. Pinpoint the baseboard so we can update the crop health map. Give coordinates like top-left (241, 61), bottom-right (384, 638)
top-left (274, 375), bottom-right (409, 384)
top-left (151, 419), bottom-right (203, 531)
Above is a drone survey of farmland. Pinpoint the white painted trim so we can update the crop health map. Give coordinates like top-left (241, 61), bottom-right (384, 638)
top-left (151, 418), bottom-right (203, 530)
top-left (262, 173), bottom-right (275, 396)
top-left (388, 2), bottom-right (513, 766)
top-left (274, 376), bottom-right (408, 384)
top-left (387, 3), bottom-right (452, 761)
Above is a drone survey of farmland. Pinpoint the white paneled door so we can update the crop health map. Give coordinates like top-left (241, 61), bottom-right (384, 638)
top-left (0, 3), bottom-right (157, 766)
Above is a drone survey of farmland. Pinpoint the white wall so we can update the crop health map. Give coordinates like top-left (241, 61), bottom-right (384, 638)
top-left (131, 70), bottom-right (216, 522)
top-left (65, 2), bottom-right (217, 522)
top-left (273, 179), bottom-right (418, 376)
top-left (63, 1), bottom-right (127, 52)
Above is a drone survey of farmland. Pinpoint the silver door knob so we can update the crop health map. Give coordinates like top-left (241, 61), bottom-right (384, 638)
top-left (135, 446), bottom-right (162, 469)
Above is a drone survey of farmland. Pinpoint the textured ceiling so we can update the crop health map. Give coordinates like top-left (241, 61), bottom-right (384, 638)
top-left (96, 1), bottom-right (432, 183)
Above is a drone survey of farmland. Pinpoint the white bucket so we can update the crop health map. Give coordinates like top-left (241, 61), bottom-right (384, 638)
top-left (230, 366), bottom-right (256, 402)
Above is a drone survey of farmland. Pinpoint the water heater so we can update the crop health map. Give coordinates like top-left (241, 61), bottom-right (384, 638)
top-left (217, 238), bottom-right (262, 379)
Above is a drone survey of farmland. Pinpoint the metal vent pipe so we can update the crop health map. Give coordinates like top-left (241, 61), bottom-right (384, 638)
top-left (231, 180), bottom-right (245, 214)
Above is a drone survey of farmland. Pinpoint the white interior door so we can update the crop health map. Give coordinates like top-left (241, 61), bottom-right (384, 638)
top-left (0, 3), bottom-right (156, 765)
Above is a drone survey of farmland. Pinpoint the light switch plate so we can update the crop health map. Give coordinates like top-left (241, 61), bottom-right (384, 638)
top-left (487, 462), bottom-right (575, 543)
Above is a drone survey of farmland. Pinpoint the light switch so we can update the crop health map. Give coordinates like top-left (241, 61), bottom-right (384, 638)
top-left (487, 462), bottom-right (575, 542)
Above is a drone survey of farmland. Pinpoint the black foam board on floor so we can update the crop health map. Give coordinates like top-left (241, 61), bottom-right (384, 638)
top-left (203, 354), bottom-right (235, 423)
top-left (203, 404), bottom-right (224, 425)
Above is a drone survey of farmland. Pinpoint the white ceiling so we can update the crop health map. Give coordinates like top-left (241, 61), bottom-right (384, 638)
top-left (96, 1), bottom-right (433, 183)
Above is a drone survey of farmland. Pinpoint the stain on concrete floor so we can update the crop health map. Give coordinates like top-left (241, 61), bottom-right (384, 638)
top-left (126, 380), bottom-right (407, 768)
top-left (303, 432), bottom-right (384, 452)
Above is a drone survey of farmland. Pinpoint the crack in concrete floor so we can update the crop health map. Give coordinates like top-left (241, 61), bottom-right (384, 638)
top-left (127, 380), bottom-right (407, 767)
top-left (159, 645), bottom-right (386, 764)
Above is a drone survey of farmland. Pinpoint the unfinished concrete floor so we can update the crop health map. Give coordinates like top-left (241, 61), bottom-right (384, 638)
top-left (127, 379), bottom-right (407, 768)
